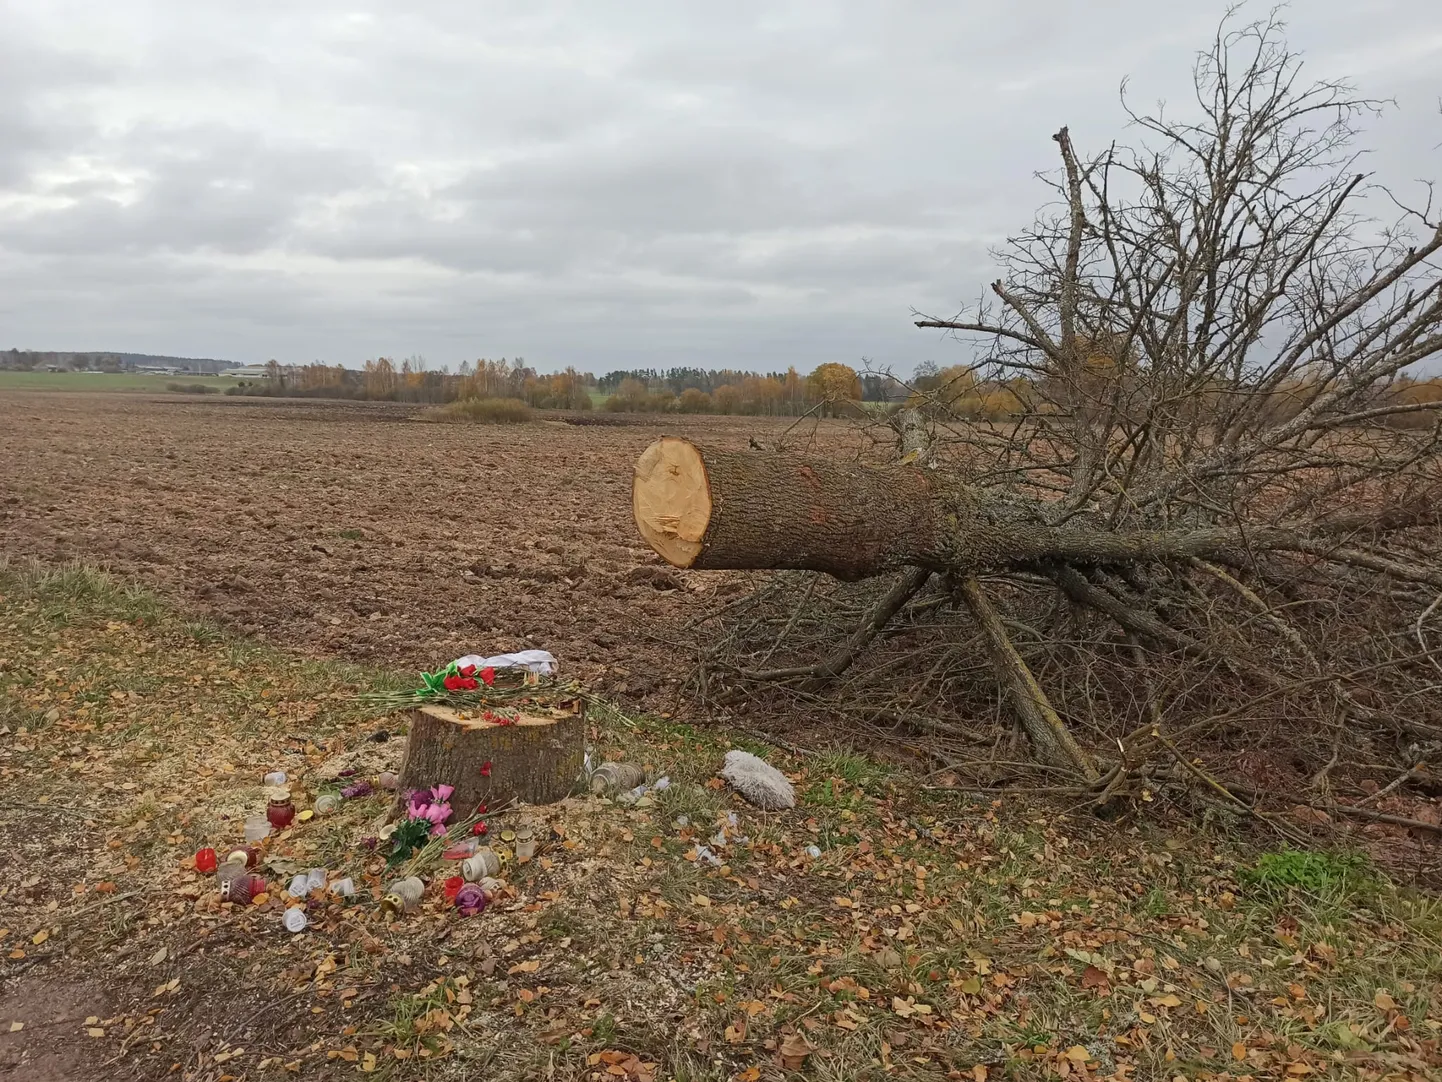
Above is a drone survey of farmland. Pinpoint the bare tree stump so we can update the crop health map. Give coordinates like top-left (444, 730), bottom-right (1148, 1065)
top-left (395, 702), bottom-right (585, 816)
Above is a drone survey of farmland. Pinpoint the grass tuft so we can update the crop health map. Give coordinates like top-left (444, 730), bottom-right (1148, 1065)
top-left (0, 559), bottom-right (166, 625)
top-left (1243, 846), bottom-right (1374, 899)
top-left (433, 397), bottom-right (533, 424)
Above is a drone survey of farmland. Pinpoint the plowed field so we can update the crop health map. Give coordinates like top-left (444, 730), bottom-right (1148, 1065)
top-left (0, 391), bottom-right (855, 699)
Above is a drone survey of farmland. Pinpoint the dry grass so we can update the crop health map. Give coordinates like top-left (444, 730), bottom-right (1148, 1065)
top-left (0, 563), bottom-right (1439, 1080)
top-left (433, 396), bottom-right (534, 424)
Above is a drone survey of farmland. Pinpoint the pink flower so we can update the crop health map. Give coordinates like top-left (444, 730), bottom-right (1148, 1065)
top-left (431, 784), bottom-right (454, 803)
top-left (430, 823), bottom-right (448, 837)
top-left (407, 798), bottom-right (453, 832)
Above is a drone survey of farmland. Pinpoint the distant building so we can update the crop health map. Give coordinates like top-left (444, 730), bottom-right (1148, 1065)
top-left (224, 364), bottom-right (274, 379)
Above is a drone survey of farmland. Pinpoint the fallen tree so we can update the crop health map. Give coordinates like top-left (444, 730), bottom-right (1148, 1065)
top-left (633, 437), bottom-right (1441, 584)
top-left (633, 13), bottom-right (1442, 802)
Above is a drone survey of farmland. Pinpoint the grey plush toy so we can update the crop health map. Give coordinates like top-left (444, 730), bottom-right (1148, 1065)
top-left (721, 749), bottom-right (796, 810)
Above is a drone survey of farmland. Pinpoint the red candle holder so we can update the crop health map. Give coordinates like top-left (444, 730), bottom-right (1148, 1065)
top-left (224, 845), bottom-right (261, 869)
top-left (194, 847), bottom-right (218, 874)
top-left (219, 873), bottom-right (266, 905)
top-left (443, 875), bottom-right (464, 901)
top-left (267, 797), bottom-right (296, 831)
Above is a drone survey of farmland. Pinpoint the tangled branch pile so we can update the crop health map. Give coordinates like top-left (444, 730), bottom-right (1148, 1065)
top-left (636, 16), bottom-right (1442, 821)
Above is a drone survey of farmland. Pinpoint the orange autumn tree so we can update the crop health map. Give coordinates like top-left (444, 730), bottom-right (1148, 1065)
top-left (806, 363), bottom-right (862, 416)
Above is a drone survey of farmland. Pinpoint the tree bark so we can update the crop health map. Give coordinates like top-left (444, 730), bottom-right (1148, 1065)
top-left (959, 576), bottom-right (1100, 779)
top-left (396, 703), bottom-right (584, 816)
top-left (632, 437), bottom-right (1345, 581)
top-left (634, 436), bottom-right (937, 579)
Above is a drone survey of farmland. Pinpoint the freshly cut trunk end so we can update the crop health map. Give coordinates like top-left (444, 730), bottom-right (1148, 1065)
top-left (632, 437), bottom-right (940, 580)
top-left (633, 436), bottom-right (712, 569)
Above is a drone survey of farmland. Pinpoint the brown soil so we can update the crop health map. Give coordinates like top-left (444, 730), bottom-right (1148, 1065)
top-left (0, 391), bottom-right (859, 699)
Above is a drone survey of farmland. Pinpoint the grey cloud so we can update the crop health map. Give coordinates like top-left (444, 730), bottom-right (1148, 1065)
top-left (4, 126), bottom-right (376, 257)
top-left (2, 0), bottom-right (1439, 371)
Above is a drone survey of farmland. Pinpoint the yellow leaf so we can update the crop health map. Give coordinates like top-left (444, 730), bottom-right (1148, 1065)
top-left (87, 1027), bottom-right (105, 1038)
top-left (1232, 1042), bottom-right (1247, 1061)
top-left (361, 1052), bottom-right (377, 1072)
top-left (691, 895), bottom-right (712, 908)
top-left (1374, 989), bottom-right (1398, 1011)
top-left (737, 1069), bottom-right (761, 1082)
top-left (1065, 1046), bottom-right (1090, 1064)
top-left (1285, 1063), bottom-right (1312, 1076)
top-left (960, 977), bottom-right (982, 995)
top-left (31, 930), bottom-right (48, 946)
top-left (8, 1022), bottom-right (22, 1033)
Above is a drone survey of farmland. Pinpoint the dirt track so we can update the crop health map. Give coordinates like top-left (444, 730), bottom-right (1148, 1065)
top-left (0, 391), bottom-right (849, 699)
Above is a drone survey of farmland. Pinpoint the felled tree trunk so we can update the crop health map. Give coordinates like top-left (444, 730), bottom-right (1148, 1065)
top-left (395, 703), bottom-right (585, 816)
top-left (632, 437), bottom-right (1329, 580)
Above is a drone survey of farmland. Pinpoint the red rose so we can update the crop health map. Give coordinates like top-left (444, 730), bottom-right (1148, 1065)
top-left (472, 821), bottom-right (489, 836)
top-left (480, 667), bottom-right (496, 686)
top-left (458, 664), bottom-right (476, 677)
top-left (479, 761), bottom-right (492, 777)
top-left (443, 674), bottom-right (462, 691)
top-left (476, 803), bottom-right (488, 814)
top-left (458, 677), bottom-right (479, 691)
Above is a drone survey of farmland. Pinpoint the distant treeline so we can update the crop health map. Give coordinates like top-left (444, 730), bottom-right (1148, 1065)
top-left (596, 367), bottom-right (906, 403)
top-left (165, 353), bottom-right (1442, 427)
top-left (225, 357), bottom-right (910, 416)
top-left (227, 358), bottom-right (594, 410)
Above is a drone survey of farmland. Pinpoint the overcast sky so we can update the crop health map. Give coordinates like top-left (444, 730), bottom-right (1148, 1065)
top-left (1, 1), bottom-right (1438, 373)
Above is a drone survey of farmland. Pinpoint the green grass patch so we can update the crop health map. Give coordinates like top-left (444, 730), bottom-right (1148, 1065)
top-left (0, 370), bottom-right (217, 392)
top-left (1, 559), bottom-right (166, 626)
top-left (1243, 846), bottom-right (1376, 900)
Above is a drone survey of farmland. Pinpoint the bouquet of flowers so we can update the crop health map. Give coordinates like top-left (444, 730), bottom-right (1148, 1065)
top-left (388, 784), bottom-right (454, 865)
top-left (424, 662), bottom-right (495, 694)
top-left (360, 650), bottom-right (577, 715)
